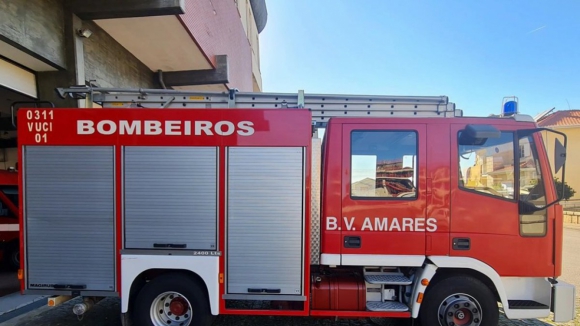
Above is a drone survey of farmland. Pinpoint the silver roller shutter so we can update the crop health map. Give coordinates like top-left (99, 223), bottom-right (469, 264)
top-left (123, 146), bottom-right (218, 250)
top-left (24, 146), bottom-right (115, 292)
top-left (226, 147), bottom-right (304, 296)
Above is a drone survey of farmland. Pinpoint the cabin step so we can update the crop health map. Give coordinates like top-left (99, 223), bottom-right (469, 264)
top-left (364, 274), bottom-right (412, 285)
top-left (367, 301), bottom-right (409, 312)
top-left (508, 300), bottom-right (549, 310)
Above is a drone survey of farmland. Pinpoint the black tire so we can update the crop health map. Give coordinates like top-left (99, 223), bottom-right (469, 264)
top-left (419, 276), bottom-right (499, 326)
top-left (133, 272), bottom-right (214, 326)
top-left (3, 242), bottom-right (19, 271)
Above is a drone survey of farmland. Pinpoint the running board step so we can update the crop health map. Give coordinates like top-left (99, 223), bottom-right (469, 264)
top-left (364, 274), bottom-right (412, 285)
top-left (367, 301), bottom-right (409, 312)
top-left (508, 300), bottom-right (549, 310)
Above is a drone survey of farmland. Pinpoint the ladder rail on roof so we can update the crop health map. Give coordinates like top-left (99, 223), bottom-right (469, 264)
top-left (55, 86), bottom-right (462, 125)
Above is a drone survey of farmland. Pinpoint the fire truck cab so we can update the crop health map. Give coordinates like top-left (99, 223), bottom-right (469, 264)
top-left (15, 88), bottom-right (576, 326)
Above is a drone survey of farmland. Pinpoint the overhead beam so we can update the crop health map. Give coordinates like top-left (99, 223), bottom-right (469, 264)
top-left (65, 0), bottom-right (185, 20)
top-left (159, 55), bottom-right (229, 87)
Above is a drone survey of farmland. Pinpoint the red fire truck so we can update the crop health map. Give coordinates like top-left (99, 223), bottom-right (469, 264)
top-left (15, 87), bottom-right (575, 326)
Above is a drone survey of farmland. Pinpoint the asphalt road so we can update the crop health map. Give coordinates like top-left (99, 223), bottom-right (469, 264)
top-left (3, 227), bottom-right (579, 326)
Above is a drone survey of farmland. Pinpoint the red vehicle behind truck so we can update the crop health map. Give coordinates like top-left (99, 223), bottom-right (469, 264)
top-left (15, 87), bottom-right (575, 326)
top-left (0, 170), bottom-right (19, 271)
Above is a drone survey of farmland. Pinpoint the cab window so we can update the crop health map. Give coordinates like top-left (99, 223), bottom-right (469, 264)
top-left (351, 130), bottom-right (417, 199)
top-left (519, 133), bottom-right (548, 236)
top-left (458, 131), bottom-right (515, 200)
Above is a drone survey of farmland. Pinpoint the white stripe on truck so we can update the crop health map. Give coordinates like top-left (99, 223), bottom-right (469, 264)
top-left (0, 224), bottom-right (19, 232)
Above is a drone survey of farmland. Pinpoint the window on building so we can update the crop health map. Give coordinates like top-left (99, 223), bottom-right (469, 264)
top-left (458, 131), bottom-right (515, 199)
top-left (351, 130), bottom-right (417, 199)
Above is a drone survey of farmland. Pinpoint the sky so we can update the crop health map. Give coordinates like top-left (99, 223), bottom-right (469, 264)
top-left (258, 1), bottom-right (580, 118)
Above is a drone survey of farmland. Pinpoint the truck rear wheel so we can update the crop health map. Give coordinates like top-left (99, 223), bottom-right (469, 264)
top-left (3, 242), bottom-right (19, 271)
top-left (133, 273), bottom-right (213, 326)
top-left (419, 276), bottom-right (498, 326)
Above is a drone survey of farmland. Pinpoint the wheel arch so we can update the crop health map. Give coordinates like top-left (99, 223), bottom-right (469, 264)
top-left (428, 267), bottom-right (500, 301)
top-left (426, 256), bottom-right (508, 308)
top-left (121, 255), bottom-right (220, 316)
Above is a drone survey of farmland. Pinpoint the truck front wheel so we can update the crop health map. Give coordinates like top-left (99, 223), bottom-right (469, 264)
top-left (133, 272), bottom-right (213, 326)
top-left (419, 276), bottom-right (499, 326)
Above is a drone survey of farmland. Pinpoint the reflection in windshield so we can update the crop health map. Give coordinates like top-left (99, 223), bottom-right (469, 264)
top-left (459, 132), bottom-right (515, 199)
top-left (351, 131), bottom-right (417, 198)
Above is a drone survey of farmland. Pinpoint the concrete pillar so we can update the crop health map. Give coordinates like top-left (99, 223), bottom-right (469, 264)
top-left (37, 10), bottom-right (85, 107)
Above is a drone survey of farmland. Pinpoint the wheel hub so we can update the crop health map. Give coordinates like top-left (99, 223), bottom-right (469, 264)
top-left (438, 293), bottom-right (482, 326)
top-left (150, 291), bottom-right (193, 326)
top-left (169, 297), bottom-right (188, 316)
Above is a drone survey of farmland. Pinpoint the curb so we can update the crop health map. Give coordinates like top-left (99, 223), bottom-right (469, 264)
top-left (0, 297), bottom-right (47, 325)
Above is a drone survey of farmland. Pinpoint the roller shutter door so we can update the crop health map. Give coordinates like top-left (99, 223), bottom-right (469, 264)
top-left (123, 146), bottom-right (218, 250)
top-left (226, 147), bottom-right (305, 296)
top-left (24, 146), bottom-right (115, 292)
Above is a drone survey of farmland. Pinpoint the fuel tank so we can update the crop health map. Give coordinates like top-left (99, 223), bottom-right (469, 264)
top-left (311, 272), bottom-right (366, 311)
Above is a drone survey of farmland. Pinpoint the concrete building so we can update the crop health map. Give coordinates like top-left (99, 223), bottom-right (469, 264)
top-left (0, 0), bottom-right (267, 168)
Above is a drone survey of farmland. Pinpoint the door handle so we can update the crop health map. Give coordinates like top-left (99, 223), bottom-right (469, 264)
top-left (153, 243), bottom-right (187, 249)
top-left (344, 236), bottom-right (361, 248)
top-left (452, 238), bottom-right (470, 250)
top-left (248, 288), bottom-right (281, 294)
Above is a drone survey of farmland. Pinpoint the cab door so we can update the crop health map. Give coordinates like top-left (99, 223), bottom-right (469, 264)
top-left (450, 124), bottom-right (554, 276)
top-left (340, 123), bottom-right (428, 265)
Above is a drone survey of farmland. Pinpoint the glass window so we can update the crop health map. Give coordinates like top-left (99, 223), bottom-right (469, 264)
top-left (0, 186), bottom-right (18, 219)
top-left (351, 131), bottom-right (417, 199)
top-left (519, 134), bottom-right (547, 236)
top-left (458, 131), bottom-right (515, 199)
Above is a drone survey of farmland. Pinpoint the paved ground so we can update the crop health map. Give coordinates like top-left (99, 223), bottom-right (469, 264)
top-left (0, 271), bottom-right (18, 297)
top-left (2, 227), bottom-right (579, 326)
top-left (0, 298), bottom-right (564, 326)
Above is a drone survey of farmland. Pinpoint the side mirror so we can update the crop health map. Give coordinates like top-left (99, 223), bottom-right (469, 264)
top-left (554, 137), bottom-right (566, 174)
top-left (519, 200), bottom-right (542, 214)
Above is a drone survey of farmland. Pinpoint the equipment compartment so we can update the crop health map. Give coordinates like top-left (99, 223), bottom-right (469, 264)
top-left (226, 147), bottom-right (305, 297)
top-left (123, 146), bottom-right (218, 250)
top-left (24, 146), bottom-right (115, 292)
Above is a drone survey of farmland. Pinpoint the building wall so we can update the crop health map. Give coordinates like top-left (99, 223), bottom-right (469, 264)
top-left (83, 21), bottom-right (157, 89)
top-left (179, 0), bottom-right (253, 92)
top-left (541, 127), bottom-right (580, 200)
top-left (1, 0), bottom-right (262, 94)
top-left (235, 0), bottom-right (262, 91)
top-left (0, 0), bottom-right (65, 68)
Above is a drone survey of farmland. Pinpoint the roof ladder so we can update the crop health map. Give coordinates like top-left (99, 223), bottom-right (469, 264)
top-left (55, 86), bottom-right (462, 126)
